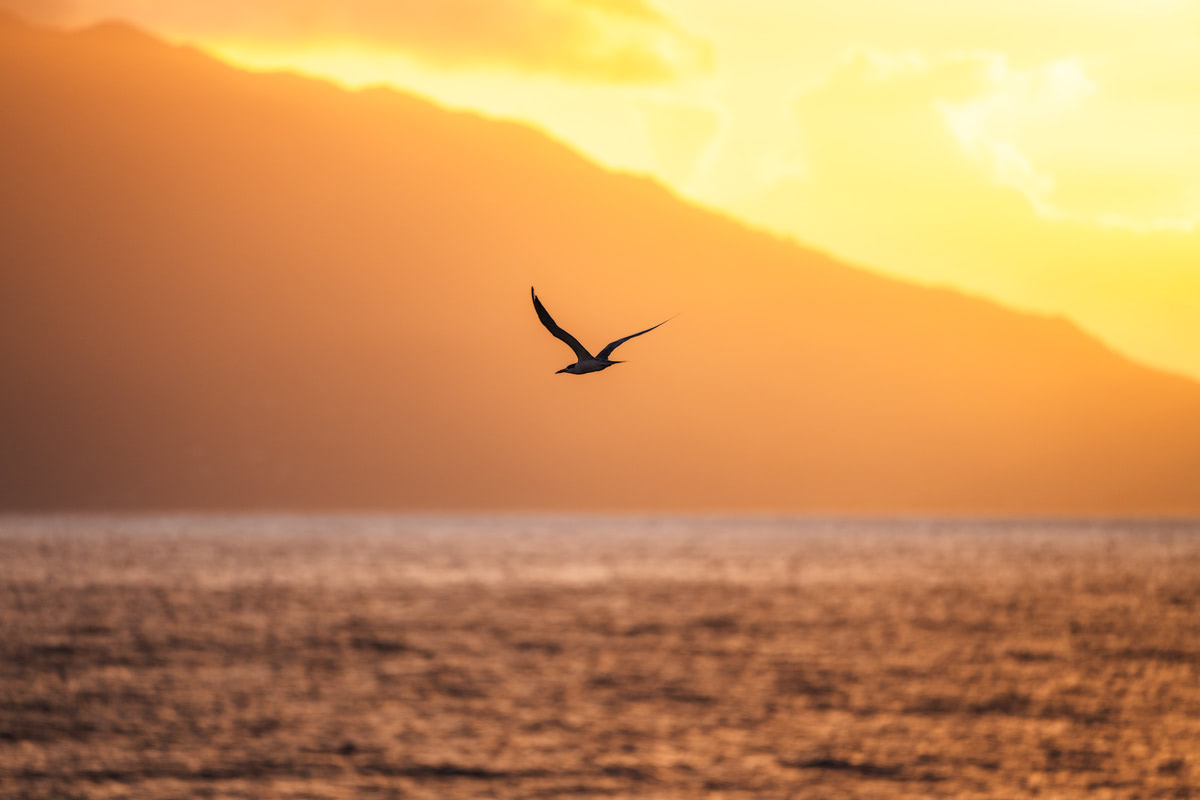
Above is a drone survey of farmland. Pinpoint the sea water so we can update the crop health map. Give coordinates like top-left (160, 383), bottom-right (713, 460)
top-left (2, 514), bottom-right (1197, 798)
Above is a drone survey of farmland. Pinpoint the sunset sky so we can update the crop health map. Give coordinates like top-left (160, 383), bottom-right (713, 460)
top-left (7, 0), bottom-right (1199, 380)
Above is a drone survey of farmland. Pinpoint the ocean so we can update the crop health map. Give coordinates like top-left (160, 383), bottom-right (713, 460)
top-left (2, 514), bottom-right (1197, 798)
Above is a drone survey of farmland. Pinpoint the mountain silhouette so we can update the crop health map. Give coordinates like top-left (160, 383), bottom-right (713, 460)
top-left (3, 14), bottom-right (1199, 513)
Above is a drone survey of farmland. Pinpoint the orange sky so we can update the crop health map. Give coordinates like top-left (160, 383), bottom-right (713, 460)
top-left (7, 0), bottom-right (1198, 381)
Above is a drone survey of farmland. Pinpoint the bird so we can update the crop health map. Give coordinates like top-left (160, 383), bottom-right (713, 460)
top-left (531, 287), bottom-right (670, 375)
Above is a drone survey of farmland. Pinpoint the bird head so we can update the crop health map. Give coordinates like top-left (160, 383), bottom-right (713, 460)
top-left (556, 364), bottom-right (577, 374)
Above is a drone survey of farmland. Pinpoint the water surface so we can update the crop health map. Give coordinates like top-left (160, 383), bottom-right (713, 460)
top-left (2, 515), bottom-right (1197, 798)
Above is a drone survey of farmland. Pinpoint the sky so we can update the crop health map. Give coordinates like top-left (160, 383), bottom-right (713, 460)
top-left (7, 0), bottom-right (1199, 380)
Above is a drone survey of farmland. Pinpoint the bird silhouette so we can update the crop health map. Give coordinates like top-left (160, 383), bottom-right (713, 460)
top-left (531, 287), bottom-right (670, 374)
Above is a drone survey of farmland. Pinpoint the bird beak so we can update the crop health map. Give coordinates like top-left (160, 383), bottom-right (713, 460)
top-left (555, 368), bottom-right (568, 374)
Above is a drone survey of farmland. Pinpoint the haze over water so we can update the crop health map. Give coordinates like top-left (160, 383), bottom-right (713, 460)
top-left (3, 514), bottom-right (1198, 798)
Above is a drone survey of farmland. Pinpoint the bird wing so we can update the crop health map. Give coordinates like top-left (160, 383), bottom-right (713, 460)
top-left (596, 317), bottom-right (671, 360)
top-left (532, 287), bottom-right (593, 360)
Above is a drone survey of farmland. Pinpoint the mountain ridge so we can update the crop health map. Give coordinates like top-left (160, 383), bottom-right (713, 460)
top-left (3, 14), bottom-right (1199, 513)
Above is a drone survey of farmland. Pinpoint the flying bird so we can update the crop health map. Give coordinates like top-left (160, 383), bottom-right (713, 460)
top-left (531, 287), bottom-right (670, 374)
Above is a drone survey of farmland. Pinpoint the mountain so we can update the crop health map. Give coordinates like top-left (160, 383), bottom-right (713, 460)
top-left (3, 14), bottom-right (1199, 513)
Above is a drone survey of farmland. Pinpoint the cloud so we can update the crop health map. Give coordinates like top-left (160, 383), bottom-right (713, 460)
top-left (785, 50), bottom-right (1002, 205)
top-left (761, 47), bottom-right (1199, 233)
top-left (725, 47), bottom-right (1200, 380)
top-left (9, 0), bottom-right (712, 83)
top-left (937, 54), bottom-right (1197, 232)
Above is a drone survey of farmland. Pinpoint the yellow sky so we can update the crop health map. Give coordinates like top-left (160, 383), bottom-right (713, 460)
top-left (10, 0), bottom-right (1199, 379)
